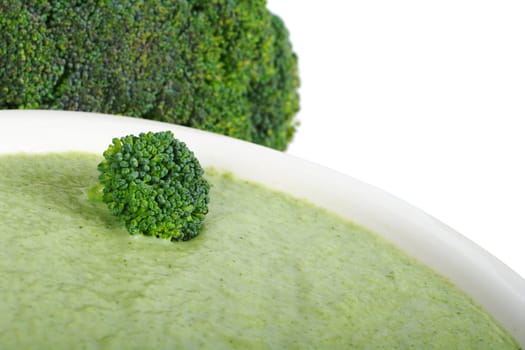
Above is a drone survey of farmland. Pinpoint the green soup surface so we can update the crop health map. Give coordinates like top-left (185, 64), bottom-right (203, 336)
top-left (0, 153), bottom-right (520, 349)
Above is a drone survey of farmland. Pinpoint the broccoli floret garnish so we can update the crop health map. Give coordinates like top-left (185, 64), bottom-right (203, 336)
top-left (0, 1), bottom-right (300, 150)
top-left (97, 131), bottom-right (209, 242)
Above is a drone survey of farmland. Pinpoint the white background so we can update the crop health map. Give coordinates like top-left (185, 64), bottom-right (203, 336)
top-left (267, 0), bottom-right (525, 279)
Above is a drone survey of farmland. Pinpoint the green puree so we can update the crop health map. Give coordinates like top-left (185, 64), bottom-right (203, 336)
top-left (0, 153), bottom-right (520, 349)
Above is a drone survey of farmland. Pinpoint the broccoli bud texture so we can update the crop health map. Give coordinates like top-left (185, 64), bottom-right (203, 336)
top-left (0, 1), bottom-right (300, 150)
top-left (97, 131), bottom-right (209, 241)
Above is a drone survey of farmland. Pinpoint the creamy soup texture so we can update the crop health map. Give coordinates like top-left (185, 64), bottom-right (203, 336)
top-left (0, 153), bottom-right (520, 349)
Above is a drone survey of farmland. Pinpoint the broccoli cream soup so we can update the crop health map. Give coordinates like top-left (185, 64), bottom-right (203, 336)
top-left (0, 153), bottom-right (520, 349)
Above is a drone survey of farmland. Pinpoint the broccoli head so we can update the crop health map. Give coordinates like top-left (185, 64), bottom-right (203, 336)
top-left (0, 1), bottom-right (300, 150)
top-left (97, 131), bottom-right (209, 241)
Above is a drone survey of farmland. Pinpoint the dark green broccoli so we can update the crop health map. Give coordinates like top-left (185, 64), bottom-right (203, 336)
top-left (97, 131), bottom-right (209, 241)
top-left (0, 1), bottom-right (300, 150)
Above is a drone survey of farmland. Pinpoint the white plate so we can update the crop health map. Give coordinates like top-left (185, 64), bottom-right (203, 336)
top-left (1, 109), bottom-right (524, 346)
